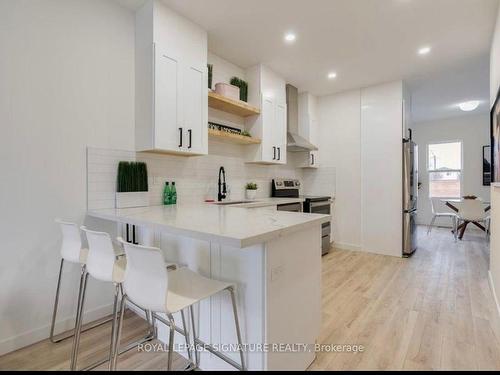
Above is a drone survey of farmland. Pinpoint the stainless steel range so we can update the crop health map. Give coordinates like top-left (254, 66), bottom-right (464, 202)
top-left (272, 178), bottom-right (332, 255)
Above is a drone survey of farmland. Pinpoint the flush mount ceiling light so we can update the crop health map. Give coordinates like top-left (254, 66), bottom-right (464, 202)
top-left (458, 100), bottom-right (480, 112)
top-left (327, 72), bottom-right (337, 79)
top-left (284, 33), bottom-right (296, 43)
top-left (418, 46), bottom-right (431, 55)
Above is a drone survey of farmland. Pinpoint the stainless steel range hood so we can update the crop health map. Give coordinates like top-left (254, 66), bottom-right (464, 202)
top-left (286, 84), bottom-right (318, 152)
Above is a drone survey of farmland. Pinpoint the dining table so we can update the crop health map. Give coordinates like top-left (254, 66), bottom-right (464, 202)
top-left (442, 198), bottom-right (490, 240)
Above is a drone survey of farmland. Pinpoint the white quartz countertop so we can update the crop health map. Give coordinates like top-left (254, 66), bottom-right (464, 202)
top-left (88, 202), bottom-right (330, 248)
top-left (215, 197), bottom-right (305, 208)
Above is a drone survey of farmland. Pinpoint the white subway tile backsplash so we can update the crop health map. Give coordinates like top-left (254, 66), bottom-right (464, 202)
top-left (87, 144), bottom-right (336, 210)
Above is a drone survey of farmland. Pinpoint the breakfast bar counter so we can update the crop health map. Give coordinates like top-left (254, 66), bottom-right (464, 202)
top-left (87, 203), bottom-right (329, 371)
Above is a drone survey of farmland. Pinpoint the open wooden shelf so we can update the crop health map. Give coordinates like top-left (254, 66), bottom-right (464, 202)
top-left (208, 91), bottom-right (260, 117)
top-left (208, 128), bottom-right (261, 145)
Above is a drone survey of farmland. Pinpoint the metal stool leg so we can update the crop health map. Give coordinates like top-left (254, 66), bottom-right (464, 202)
top-left (189, 305), bottom-right (200, 368)
top-left (49, 259), bottom-right (65, 343)
top-left (70, 267), bottom-right (89, 370)
top-left (50, 259), bottom-right (114, 344)
top-left (228, 286), bottom-right (246, 371)
top-left (427, 215), bottom-right (436, 235)
top-left (180, 309), bottom-right (193, 363)
top-left (112, 294), bottom-right (128, 371)
top-left (167, 315), bottom-right (176, 371)
top-left (108, 283), bottom-right (121, 371)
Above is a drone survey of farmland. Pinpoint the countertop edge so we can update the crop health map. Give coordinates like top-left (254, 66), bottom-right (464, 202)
top-left (87, 208), bottom-right (330, 248)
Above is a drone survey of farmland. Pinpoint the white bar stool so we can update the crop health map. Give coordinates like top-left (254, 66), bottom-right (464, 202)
top-left (50, 220), bottom-right (112, 343)
top-left (70, 227), bottom-right (156, 371)
top-left (111, 239), bottom-right (246, 371)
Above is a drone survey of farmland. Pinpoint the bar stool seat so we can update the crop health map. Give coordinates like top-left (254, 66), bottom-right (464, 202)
top-left (165, 267), bottom-right (232, 314)
top-left (70, 227), bottom-right (158, 371)
top-left (50, 220), bottom-right (116, 345)
top-left (111, 239), bottom-right (246, 371)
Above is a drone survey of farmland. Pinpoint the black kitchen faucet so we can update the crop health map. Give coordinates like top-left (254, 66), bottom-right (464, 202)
top-left (218, 166), bottom-right (227, 202)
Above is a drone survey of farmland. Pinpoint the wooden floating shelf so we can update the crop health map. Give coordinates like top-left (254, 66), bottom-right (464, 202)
top-left (208, 91), bottom-right (260, 117)
top-left (208, 128), bottom-right (261, 145)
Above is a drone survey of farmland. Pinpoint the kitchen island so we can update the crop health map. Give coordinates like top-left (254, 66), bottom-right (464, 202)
top-left (87, 203), bottom-right (329, 370)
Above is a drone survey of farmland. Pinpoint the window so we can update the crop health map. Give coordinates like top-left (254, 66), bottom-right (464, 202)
top-left (427, 141), bottom-right (462, 198)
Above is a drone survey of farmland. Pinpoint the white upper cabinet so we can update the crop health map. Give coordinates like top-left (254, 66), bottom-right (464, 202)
top-left (244, 65), bottom-right (287, 164)
top-left (136, 0), bottom-right (208, 156)
top-left (297, 93), bottom-right (319, 168)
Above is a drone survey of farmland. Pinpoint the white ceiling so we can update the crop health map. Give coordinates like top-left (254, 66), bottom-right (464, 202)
top-left (116, 0), bottom-right (499, 122)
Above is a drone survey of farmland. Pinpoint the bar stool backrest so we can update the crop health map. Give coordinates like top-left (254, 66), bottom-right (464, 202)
top-left (81, 227), bottom-right (116, 283)
top-left (120, 240), bottom-right (168, 313)
top-left (56, 219), bottom-right (82, 264)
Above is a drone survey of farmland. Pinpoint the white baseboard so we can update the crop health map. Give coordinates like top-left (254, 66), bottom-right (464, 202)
top-left (332, 242), bottom-right (361, 251)
top-left (488, 271), bottom-right (500, 318)
top-left (0, 303), bottom-right (113, 356)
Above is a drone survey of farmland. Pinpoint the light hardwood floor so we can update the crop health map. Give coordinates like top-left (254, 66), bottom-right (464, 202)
top-left (1, 226), bottom-right (499, 371)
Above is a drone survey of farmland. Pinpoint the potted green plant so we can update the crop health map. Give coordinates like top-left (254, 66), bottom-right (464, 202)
top-left (116, 161), bottom-right (149, 208)
top-left (208, 64), bottom-right (213, 90)
top-left (245, 182), bottom-right (258, 200)
top-left (230, 76), bottom-right (248, 102)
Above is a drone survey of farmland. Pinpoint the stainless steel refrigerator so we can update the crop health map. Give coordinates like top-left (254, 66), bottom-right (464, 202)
top-left (403, 139), bottom-right (418, 256)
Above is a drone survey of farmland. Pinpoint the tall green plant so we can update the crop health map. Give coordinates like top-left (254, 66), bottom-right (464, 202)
top-left (208, 64), bottom-right (213, 89)
top-left (117, 161), bottom-right (148, 192)
top-left (230, 76), bottom-right (248, 102)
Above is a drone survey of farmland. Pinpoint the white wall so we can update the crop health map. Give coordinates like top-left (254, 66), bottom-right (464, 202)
top-left (489, 5), bottom-right (500, 317)
top-left (0, 0), bottom-right (135, 354)
top-left (412, 113), bottom-right (491, 226)
top-left (491, 5), bottom-right (500, 106)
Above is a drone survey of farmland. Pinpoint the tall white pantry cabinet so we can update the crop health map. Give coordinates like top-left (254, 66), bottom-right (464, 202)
top-left (135, 0), bottom-right (208, 156)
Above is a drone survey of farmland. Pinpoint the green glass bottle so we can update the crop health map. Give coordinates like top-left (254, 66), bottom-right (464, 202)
top-left (163, 182), bottom-right (171, 205)
top-left (171, 182), bottom-right (177, 205)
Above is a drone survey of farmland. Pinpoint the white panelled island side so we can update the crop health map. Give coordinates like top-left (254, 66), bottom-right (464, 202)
top-left (87, 203), bottom-right (329, 371)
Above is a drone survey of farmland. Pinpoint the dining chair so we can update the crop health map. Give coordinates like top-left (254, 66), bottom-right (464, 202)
top-left (456, 199), bottom-right (488, 240)
top-left (428, 198), bottom-right (457, 235)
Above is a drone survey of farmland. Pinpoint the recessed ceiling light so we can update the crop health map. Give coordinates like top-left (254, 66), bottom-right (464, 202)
top-left (284, 33), bottom-right (296, 43)
top-left (327, 72), bottom-right (337, 79)
top-left (458, 100), bottom-right (480, 112)
top-left (418, 46), bottom-right (431, 55)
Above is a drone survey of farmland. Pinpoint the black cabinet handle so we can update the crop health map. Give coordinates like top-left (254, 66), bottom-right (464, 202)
top-left (277, 147), bottom-right (281, 161)
top-left (273, 146), bottom-right (276, 160)
top-left (178, 128), bottom-right (183, 148)
top-left (311, 154), bottom-right (314, 165)
top-left (188, 129), bottom-right (192, 149)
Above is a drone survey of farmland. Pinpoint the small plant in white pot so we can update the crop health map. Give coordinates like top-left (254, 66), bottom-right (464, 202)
top-left (245, 182), bottom-right (258, 200)
top-left (116, 161), bottom-right (149, 208)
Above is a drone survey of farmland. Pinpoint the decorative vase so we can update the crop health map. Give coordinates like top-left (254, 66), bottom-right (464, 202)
top-left (115, 191), bottom-right (149, 209)
top-left (246, 189), bottom-right (257, 200)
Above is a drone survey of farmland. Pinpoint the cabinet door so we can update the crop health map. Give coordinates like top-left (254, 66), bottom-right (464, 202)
top-left (183, 65), bottom-right (207, 154)
top-left (274, 102), bottom-right (287, 164)
top-left (154, 46), bottom-right (183, 151)
top-left (261, 97), bottom-right (275, 162)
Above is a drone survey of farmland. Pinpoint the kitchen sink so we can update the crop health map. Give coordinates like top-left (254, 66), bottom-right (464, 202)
top-left (212, 200), bottom-right (256, 205)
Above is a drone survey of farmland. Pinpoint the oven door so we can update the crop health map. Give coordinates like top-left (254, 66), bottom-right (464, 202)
top-left (309, 201), bottom-right (331, 215)
top-left (308, 201), bottom-right (332, 255)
